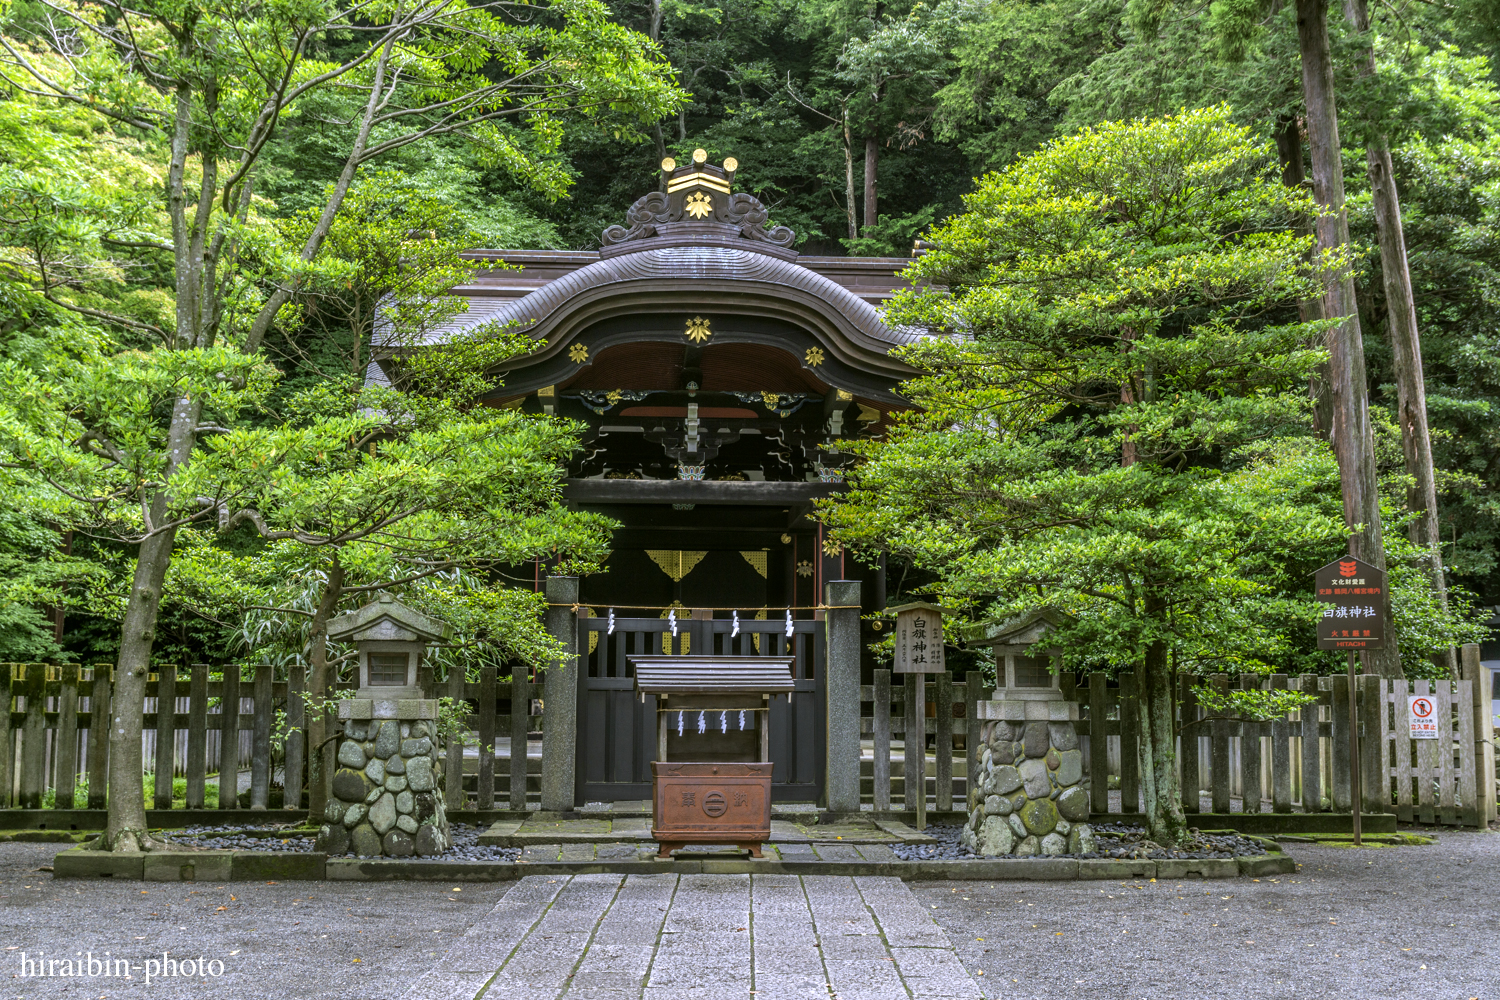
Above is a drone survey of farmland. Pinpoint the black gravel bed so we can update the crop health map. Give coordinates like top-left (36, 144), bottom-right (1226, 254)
top-left (890, 822), bottom-right (1269, 861)
top-left (165, 822), bottom-right (522, 862)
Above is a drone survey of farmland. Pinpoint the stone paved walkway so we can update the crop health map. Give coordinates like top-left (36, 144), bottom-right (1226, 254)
top-left (405, 874), bottom-right (984, 1000)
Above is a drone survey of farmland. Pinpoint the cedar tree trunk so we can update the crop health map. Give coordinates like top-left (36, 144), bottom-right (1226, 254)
top-left (1344, 0), bottom-right (1455, 676)
top-left (1295, 0), bottom-right (1403, 676)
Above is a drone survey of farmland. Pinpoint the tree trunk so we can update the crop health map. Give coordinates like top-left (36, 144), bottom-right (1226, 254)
top-left (1343, 0), bottom-right (1455, 677)
top-left (1136, 625), bottom-right (1186, 847)
top-left (864, 136), bottom-right (878, 234)
top-left (305, 557), bottom-right (346, 825)
top-left (843, 106), bottom-right (858, 242)
top-left (1276, 114), bottom-right (1335, 436)
top-left (99, 527), bottom-right (176, 851)
top-left (1295, 0), bottom-right (1402, 677)
top-left (98, 392), bottom-right (202, 851)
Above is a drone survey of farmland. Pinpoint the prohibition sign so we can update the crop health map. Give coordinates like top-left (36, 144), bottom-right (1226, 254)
top-left (1408, 695), bottom-right (1438, 739)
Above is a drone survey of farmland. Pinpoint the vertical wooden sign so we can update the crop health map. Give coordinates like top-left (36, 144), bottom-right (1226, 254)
top-left (891, 602), bottom-right (944, 674)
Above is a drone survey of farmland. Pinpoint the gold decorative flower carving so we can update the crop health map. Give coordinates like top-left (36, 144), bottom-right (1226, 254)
top-left (795, 560), bottom-right (814, 578)
top-left (761, 391), bottom-right (780, 408)
top-left (683, 192), bottom-right (713, 219)
top-left (804, 347), bottom-right (825, 367)
top-left (821, 538), bottom-right (843, 557)
top-left (685, 316), bottom-right (712, 342)
top-left (569, 343), bottom-right (589, 363)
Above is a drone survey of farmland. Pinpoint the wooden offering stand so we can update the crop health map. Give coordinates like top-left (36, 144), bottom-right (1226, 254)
top-left (629, 655), bottom-right (795, 859)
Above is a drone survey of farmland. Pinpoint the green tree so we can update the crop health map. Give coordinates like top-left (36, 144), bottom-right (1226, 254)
top-left (823, 107), bottom-right (1362, 845)
top-left (0, 0), bottom-right (680, 851)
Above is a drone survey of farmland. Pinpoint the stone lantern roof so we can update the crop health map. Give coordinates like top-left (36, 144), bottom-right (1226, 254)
top-left (327, 593), bottom-right (453, 646)
top-left (963, 608), bottom-right (1071, 652)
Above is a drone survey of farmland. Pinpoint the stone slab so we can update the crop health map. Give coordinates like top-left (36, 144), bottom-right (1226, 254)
top-left (51, 847), bottom-right (145, 879)
top-left (230, 850), bottom-right (327, 881)
top-left (143, 850), bottom-right (234, 882)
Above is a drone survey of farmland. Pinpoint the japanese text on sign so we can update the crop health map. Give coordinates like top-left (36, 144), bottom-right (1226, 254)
top-left (892, 603), bottom-right (944, 674)
top-left (1312, 556), bottom-right (1388, 651)
top-left (1408, 695), bottom-right (1438, 739)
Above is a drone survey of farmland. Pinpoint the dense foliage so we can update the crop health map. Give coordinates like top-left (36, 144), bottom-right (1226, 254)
top-left (0, 0), bottom-right (1496, 846)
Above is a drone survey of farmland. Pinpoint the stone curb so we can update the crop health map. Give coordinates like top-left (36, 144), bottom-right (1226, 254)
top-left (51, 846), bottom-right (1294, 882)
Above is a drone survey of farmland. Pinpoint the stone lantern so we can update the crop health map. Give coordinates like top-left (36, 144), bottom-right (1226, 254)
top-left (314, 594), bottom-right (455, 858)
top-left (959, 609), bottom-right (1094, 858)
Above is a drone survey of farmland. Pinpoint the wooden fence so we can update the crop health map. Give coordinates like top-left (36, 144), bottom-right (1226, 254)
top-left (0, 662), bottom-right (541, 814)
top-left (859, 663), bottom-right (1496, 827)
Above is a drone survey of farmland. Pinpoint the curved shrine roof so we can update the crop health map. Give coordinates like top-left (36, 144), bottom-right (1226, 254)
top-left (392, 155), bottom-right (925, 392)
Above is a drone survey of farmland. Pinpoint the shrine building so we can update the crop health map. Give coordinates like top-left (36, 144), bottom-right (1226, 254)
top-left (371, 151), bottom-right (926, 806)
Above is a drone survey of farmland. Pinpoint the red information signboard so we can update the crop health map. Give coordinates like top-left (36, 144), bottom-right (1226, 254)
top-left (1312, 555), bottom-right (1387, 650)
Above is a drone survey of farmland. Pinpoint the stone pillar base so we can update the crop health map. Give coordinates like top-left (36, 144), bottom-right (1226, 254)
top-left (961, 700), bottom-right (1095, 857)
top-left (315, 706), bottom-right (451, 857)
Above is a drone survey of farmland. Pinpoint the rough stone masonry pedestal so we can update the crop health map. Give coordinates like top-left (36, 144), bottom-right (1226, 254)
top-left (961, 703), bottom-right (1094, 857)
top-left (316, 705), bottom-right (452, 858)
top-left (960, 609), bottom-right (1093, 857)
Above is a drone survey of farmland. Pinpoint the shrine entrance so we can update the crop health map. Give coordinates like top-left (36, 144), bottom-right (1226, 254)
top-left (575, 613), bottom-right (825, 804)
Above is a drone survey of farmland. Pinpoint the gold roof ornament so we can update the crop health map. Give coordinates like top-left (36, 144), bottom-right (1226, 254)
top-left (723, 157), bottom-right (738, 173)
top-left (685, 316), bottom-right (712, 342)
top-left (804, 347), bottom-right (825, 367)
top-left (661, 157), bottom-right (676, 171)
top-left (692, 148), bottom-right (708, 163)
top-left (569, 343), bottom-right (589, 363)
top-left (683, 192), bottom-right (713, 218)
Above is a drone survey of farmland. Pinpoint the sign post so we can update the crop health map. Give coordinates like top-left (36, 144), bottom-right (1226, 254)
top-left (890, 602), bottom-right (944, 830)
top-left (1313, 556), bottom-right (1389, 847)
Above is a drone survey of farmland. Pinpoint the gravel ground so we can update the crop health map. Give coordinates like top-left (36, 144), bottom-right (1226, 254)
top-left (166, 823), bottom-right (522, 862)
top-left (892, 823), bottom-right (1268, 862)
top-left (917, 825), bottom-right (1500, 1000)
top-left (0, 828), bottom-right (1494, 998)
top-left (0, 841), bottom-right (512, 999)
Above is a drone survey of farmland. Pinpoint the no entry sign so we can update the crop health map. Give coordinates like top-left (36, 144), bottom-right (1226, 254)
top-left (1312, 556), bottom-right (1388, 650)
top-left (1408, 695), bottom-right (1439, 739)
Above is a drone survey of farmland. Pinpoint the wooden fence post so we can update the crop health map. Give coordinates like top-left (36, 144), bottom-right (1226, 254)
top-left (1119, 672), bottom-right (1139, 813)
top-left (219, 666), bottom-right (240, 810)
top-left (1086, 673), bottom-right (1108, 815)
top-left (1239, 674), bottom-right (1262, 815)
top-left (1394, 678), bottom-right (1414, 822)
top-left (1268, 674), bottom-right (1292, 813)
top-left (1359, 674), bottom-right (1383, 814)
top-left (0, 664), bottom-right (12, 809)
top-left (186, 664), bottom-right (208, 809)
top-left (445, 666), bottom-right (465, 813)
top-left (152, 665), bottom-right (176, 809)
top-left (19, 665), bottom-right (45, 809)
top-left (1413, 679), bottom-right (1435, 823)
top-left (509, 668), bottom-right (529, 811)
top-left (873, 668), bottom-right (891, 812)
top-left (905, 672), bottom-right (926, 827)
top-left (1210, 674), bottom-right (1231, 814)
top-left (965, 670), bottom-right (983, 813)
top-left (54, 665), bottom-right (80, 809)
top-left (1330, 673), bottom-right (1351, 813)
top-left (1298, 674), bottom-right (1321, 812)
top-left (1437, 679), bottom-right (1456, 826)
top-left (1460, 644), bottom-right (1496, 826)
top-left (1177, 674), bottom-right (1197, 816)
top-left (477, 664), bottom-right (496, 810)
top-left (1455, 676), bottom-right (1477, 826)
top-left (282, 664), bottom-right (303, 811)
top-left (86, 666), bottom-right (110, 810)
top-left (934, 673), bottom-right (953, 813)
top-left (250, 664), bottom-right (272, 810)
